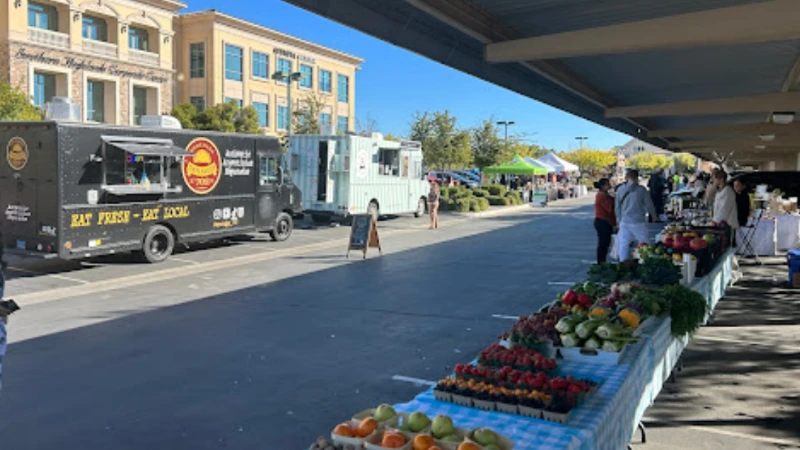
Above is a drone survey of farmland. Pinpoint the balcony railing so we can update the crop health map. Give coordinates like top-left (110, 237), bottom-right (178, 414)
top-left (83, 39), bottom-right (118, 58)
top-left (28, 28), bottom-right (70, 49)
top-left (128, 48), bottom-right (160, 66)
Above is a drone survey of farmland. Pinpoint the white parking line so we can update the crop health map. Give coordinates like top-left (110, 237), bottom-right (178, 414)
top-left (491, 314), bottom-right (520, 320)
top-left (8, 266), bottom-right (90, 285)
top-left (547, 282), bottom-right (575, 286)
top-left (170, 257), bottom-right (200, 265)
top-left (391, 375), bottom-right (437, 387)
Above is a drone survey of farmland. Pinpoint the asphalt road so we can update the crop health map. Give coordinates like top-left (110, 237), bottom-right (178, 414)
top-left (0, 197), bottom-right (597, 449)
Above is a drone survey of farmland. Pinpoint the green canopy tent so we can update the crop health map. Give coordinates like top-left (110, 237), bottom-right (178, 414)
top-left (483, 154), bottom-right (549, 176)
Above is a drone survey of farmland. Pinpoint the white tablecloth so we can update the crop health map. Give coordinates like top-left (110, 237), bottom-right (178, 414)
top-left (776, 214), bottom-right (800, 250)
top-left (737, 217), bottom-right (777, 256)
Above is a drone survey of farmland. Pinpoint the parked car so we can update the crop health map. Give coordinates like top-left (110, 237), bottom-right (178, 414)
top-left (451, 169), bottom-right (481, 183)
top-left (729, 171), bottom-right (800, 198)
top-left (429, 171), bottom-right (479, 188)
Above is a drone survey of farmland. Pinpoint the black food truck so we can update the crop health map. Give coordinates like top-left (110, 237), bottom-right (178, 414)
top-left (0, 119), bottom-right (302, 263)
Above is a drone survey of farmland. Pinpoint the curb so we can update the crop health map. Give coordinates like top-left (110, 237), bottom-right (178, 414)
top-left (444, 195), bottom-right (593, 219)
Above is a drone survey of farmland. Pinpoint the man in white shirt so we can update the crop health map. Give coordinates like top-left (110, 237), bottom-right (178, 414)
top-left (616, 169), bottom-right (658, 261)
top-left (711, 170), bottom-right (739, 239)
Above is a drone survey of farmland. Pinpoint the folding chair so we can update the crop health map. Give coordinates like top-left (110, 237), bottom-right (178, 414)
top-left (736, 209), bottom-right (763, 264)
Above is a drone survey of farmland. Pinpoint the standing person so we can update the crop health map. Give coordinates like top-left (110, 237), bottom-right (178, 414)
top-left (616, 169), bottom-right (658, 261)
top-left (593, 178), bottom-right (616, 263)
top-left (704, 168), bottom-right (720, 208)
top-left (693, 173), bottom-right (707, 199)
top-left (648, 170), bottom-right (666, 218)
top-left (734, 178), bottom-right (751, 228)
top-left (712, 170), bottom-right (739, 243)
top-left (427, 180), bottom-right (440, 230)
top-left (673, 173), bottom-right (681, 192)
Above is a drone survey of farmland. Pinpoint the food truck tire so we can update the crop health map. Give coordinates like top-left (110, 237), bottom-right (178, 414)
top-left (140, 225), bottom-right (175, 263)
top-left (269, 213), bottom-right (293, 242)
top-left (414, 197), bottom-right (427, 218)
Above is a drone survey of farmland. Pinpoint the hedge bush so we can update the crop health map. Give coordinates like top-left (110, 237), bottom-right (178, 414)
top-left (454, 198), bottom-right (471, 212)
top-left (472, 189), bottom-right (490, 198)
top-left (450, 187), bottom-right (474, 199)
top-left (486, 184), bottom-right (508, 196)
top-left (470, 197), bottom-right (489, 212)
top-left (488, 195), bottom-right (511, 206)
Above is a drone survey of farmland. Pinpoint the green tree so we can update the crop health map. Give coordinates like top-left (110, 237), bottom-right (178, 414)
top-left (560, 149), bottom-right (616, 173)
top-left (170, 103), bottom-right (197, 129)
top-left (292, 93), bottom-right (326, 135)
top-left (673, 153), bottom-right (697, 174)
top-left (383, 133), bottom-right (401, 142)
top-left (471, 119), bottom-right (504, 169)
top-left (627, 153), bottom-right (673, 172)
top-left (235, 106), bottom-right (260, 134)
top-left (195, 101), bottom-right (237, 133)
top-left (0, 80), bottom-right (42, 121)
top-left (410, 110), bottom-right (471, 169)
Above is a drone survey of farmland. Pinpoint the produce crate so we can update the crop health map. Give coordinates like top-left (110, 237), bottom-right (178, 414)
top-left (472, 398), bottom-right (495, 411)
top-left (557, 339), bottom-right (638, 365)
top-left (352, 408), bottom-right (401, 428)
top-left (331, 420), bottom-right (377, 448)
top-left (433, 427), bottom-right (469, 450)
top-left (495, 402), bottom-right (519, 415)
top-left (450, 394), bottom-right (473, 407)
top-left (517, 405), bottom-right (543, 419)
top-left (432, 390), bottom-right (452, 402)
top-left (466, 429), bottom-right (515, 450)
top-left (365, 430), bottom-right (413, 450)
top-left (542, 410), bottom-right (572, 425)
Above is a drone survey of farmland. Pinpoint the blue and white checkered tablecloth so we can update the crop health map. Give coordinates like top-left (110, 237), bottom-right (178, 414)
top-left (393, 253), bottom-right (735, 450)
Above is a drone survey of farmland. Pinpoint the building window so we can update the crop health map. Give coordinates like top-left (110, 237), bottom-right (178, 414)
top-left (252, 52), bottom-right (269, 79)
top-left (190, 96), bottom-right (205, 112)
top-left (337, 74), bottom-right (349, 103)
top-left (224, 97), bottom-right (243, 108)
top-left (254, 102), bottom-right (268, 128)
top-left (190, 43), bottom-right (205, 78)
top-left (128, 26), bottom-right (149, 51)
top-left (82, 15), bottom-right (108, 42)
top-left (28, 2), bottom-right (58, 31)
top-left (337, 116), bottom-right (348, 133)
top-left (33, 72), bottom-right (55, 108)
top-left (299, 64), bottom-right (312, 89)
top-left (87, 80), bottom-right (105, 123)
top-left (277, 105), bottom-right (289, 130)
top-left (277, 58), bottom-right (292, 78)
top-left (132, 86), bottom-right (148, 125)
top-left (319, 69), bottom-right (332, 93)
top-left (225, 44), bottom-right (243, 81)
top-left (319, 112), bottom-right (331, 127)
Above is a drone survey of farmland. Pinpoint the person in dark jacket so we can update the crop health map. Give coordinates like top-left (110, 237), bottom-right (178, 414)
top-left (594, 178), bottom-right (616, 263)
top-left (733, 179), bottom-right (751, 227)
top-left (647, 170), bottom-right (666, 217)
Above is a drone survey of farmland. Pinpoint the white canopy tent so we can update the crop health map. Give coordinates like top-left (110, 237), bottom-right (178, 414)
top-left (538, 152), bottom-right (580, 173)
top-left (523, 157), bottom-right (556, 173)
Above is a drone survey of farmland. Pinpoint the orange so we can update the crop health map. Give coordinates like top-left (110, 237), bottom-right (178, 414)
top-left (457, 443), bottom-right (481, 450)
top-left (332, 423), bottom-right (355, 437)
top-left (357, 418), bottom-right (378, 437)
top-left (413, 434), bottom-right (436, 450)
top-left (382, 432), bottom-right (406, 448)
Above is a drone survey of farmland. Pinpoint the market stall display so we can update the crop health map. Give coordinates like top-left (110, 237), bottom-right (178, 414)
top-left (310, 209), bottom-right (735, 450)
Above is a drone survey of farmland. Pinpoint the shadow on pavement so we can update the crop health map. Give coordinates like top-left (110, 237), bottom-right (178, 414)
top-left (0, 208), bottom-right (596, 450)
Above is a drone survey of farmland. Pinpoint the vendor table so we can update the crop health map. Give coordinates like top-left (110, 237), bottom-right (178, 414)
top-left (775, 214), bottom-right (800, 250)
top-left (393, 251), bottom-right (735, 450)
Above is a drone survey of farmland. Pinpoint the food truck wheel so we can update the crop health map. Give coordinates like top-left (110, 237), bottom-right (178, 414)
top-left (367, 201), bottom-right (380, 222)
top-left (414, 198), bottom-right (427, 218)
top-left (141, 225), bottom-right (175, 263)
top-left (270, 213), bottom-right (293, 242)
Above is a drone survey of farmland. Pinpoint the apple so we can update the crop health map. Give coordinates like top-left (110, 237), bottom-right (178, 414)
top-left (374, 404), bottom-right (397, 422)
top-left (407, 411), bottom-right (431, 432)
top-left (441, 434), bottom-right (461, 442)
top-left (472, 428), bottom-right (499, 446)
top-left (432, 415), bottom-right (455, 439)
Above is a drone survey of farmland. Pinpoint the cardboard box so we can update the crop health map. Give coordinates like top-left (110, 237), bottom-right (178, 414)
top-left (793, 272), bottom-right (800, 289)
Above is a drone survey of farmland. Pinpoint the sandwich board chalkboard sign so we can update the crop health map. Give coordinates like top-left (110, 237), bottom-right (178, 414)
top-left (347, 214), bottom-right (382, 259)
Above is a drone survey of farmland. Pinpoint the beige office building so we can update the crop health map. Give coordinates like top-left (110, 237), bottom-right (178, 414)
top-left (0, 0), bottom-right (181, 125)
top-left (174, 10), bottom-right (362, 135)
top-left (0, 1), bottom-right (361, 132)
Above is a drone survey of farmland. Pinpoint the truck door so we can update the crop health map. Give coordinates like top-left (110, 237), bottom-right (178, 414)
top-left (317, 141), bottom-right (329, 202)
top-left (255, 151), bottom-right (280, 230)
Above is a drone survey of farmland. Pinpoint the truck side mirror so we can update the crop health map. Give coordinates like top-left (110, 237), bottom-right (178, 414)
top-left (277, 167), bottom-right (284, 185)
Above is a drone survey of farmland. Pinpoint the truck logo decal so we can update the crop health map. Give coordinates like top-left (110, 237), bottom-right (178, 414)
top-left (183, 138), bottom-right (222, 194)
top-left (7, 136), bottom-right (29, 170)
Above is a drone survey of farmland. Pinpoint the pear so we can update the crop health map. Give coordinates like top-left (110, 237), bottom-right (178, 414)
top-left (431, 415), bottom-right (454, 439)
top-left (374, 404), bottom-right (396, 422)
top-left (407, 411), bottom-right (431, 432)
top-left (473, 428), bottom-right (499, 446)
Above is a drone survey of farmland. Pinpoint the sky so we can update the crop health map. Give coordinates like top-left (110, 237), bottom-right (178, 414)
top-left (184, 0), bottom-right (632, 151)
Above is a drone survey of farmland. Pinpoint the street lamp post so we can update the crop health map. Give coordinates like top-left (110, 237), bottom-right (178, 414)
top-left (272, 70), bottom-right (303, 138)
top-left (575, 136), bottom-right (588, 150)
top-left (497, 121), bottom-right (515, 145)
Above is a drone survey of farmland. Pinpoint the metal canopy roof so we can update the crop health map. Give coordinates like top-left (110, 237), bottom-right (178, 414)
top-left (283, 0), bottom-right (800, 168)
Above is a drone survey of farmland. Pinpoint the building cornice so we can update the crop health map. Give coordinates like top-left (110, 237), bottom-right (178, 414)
top-left (178, 10), bottom-right (363, 67)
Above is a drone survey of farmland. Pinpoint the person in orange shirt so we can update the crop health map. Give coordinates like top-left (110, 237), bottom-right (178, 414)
top-left (594, 178), bottom-right (616, 263)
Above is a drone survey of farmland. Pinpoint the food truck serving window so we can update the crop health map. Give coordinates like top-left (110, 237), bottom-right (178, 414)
top-left (100, 135), bottom-right (192, 198)
top-left (378, 148), bottom-right (400, 177)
